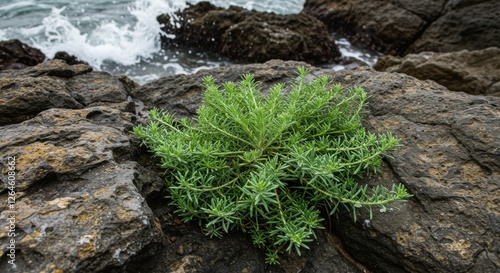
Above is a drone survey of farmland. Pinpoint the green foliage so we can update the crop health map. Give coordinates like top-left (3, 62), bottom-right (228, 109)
top-left (133, 67), bottom-right (411, 264)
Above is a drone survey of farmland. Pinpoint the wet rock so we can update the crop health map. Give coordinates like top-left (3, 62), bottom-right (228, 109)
top-left (408, 0), bottom-right (500, 53)
top-left (53, 51), bottom-right (89, 66)
top-left (374, 47), bottom-right (500, 96)
top-left (303, 0), bottom-right (499, 55)
top-left (131, 60), bottom-right (315, 118)
top-left (158, 2), bottom-right (340, 64)
top-left (0, 106), bottom-right (161, 273)
top-left (302, 0), bottom-right (431, 55)
top-left (0, 39), bottom-right (46, 70)
top-left (326, 66), bottom-right (500, 273)
top-left (0, 60), bottom-right (135, 126)
top-left (134, 61), bottom-right (499, 272)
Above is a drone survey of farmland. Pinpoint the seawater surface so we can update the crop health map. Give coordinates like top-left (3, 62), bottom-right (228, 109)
top-left (0, 0), bottom-right (379, 84)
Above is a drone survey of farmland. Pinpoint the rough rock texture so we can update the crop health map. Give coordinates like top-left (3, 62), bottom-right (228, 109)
top-left (131, 59), bottom-right (315, 118)
top-left (0, 40), bottom-right (46, 70)
top-left (374, 47), bottom-right (500, 96)
top-left (303, 0), bottom-right (500, 55)
top-left (2, 59), bottom-right (499, 272)
top-left (326, 66), bottom-right (500, 273)
top-left (158, 2), bottom-right (340, 64)
top-left (0, 60), bottom-right (365, 273)
top-left (0, 107), bottom-right (160, 273)
top-left (0, 60), bottom-right (134, 126)
top-left (408, 0), bottom-right (500, 54)
top-left (125, 204), bottom-right (364, 273)
top-left (136, 60), bottom-right (499, 273)
top-left (302, 0), bottom-right (431, 55)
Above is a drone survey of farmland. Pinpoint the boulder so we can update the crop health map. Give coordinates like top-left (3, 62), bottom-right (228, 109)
top-left (0, 60), bottom-right (364, 273)
top-left (408, 0), bottom-right (500, 54)
top-left (2, 59), bottom-right (498, 272)
top-left (303, 0), bottom-right (500, 55)
top-left (0, 40), bottom-right (46, 70)
top-left (158, 2), bottom-right (340, 64)
top-left (135, 60), bottom-right (499, 273)
top-left (0, 107), bottom-right (161, 273)
top-left (374, 47), bottom-right (500, 96)
top-left (327, 66), bottom-right (500, 273)
top-left (0, 60), bottom-right (134, 126)
top-left (131, 59), bottom-right (316, 118)
top-left (53, 51), bottom-right (89, 66)
top-left (302, 0), bottom-right (431, 55)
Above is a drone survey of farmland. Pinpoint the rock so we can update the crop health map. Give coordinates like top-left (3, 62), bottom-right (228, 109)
top-left (0, 60), bottom-right (135, 126)
top-left (374, 47), bottom-right (500, 96)
top-left (302, 0), bottom-right (430, 55)
top-left (408, 0), bottom-right (500, 53)
top-left (131, 59), bottom-right (316, 118)
top-left (0, 107), bottom-right (161, 273)
top-left (123, 206), bottom-right (364, 273)
top-left (158, 2), bottom-right (340, 64)
top-left (2, 59), bottom-right (498, 272)
top-left (303, 0), bottom-right (499, 55)
top-left (53, 51), bottom-right (89, 66)
top-left (134, 61), bottom-right (499, 273)
top-left (0, 39), bottom-right (46, 70)
top-left (0, 59), bottom-right (363, 273)
top-left (325, 66), bottom-right (500, 273)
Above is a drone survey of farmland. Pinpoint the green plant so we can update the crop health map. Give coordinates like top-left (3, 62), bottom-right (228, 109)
top-left (133, 67), bottom-right (411, 264)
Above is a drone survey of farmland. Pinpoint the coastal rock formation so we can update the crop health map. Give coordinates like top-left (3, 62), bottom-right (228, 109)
top-left (1, 60), bottom-right (499, 272)
top-left (328, 66), bottom-right (500, 273)
top-left (0, 107), bottom-right (160, 273)
top-left (303, 0), bottom-right (500, 55)
top-left (158, 2), bottom-right (340, 64)
top-left (0, 40), bottom-right (45, 70)
top-left (0, 60), bottom-right (133, 126)
top-left (408, 0), bottom-right (500, 54)
top-left (135, 61), bottom-right (500, 273)
top-left (374, 47), bottom-right (500, 96)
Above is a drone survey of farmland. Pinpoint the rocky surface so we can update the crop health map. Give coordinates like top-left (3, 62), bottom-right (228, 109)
top-left (374, 47), bottom-right (500, 97)
top-left (0, 107), bottom-right (160, 273)
top-left (408, 0), bottom-right (500, 54)
top-left (158, 2), bottom-right (340, 64)
top-left (0, 40), bottom-right (46, 70)
top-left (327, 66), bottom-right (500, 273)
top-left (0, 60), bottom-right (365, 272)
top-left (135, 60), bottom-right (499, 273)
top-left (0, 60), bottom-right (134, 126)
top-left (2, 59), bottom-right (499, 272)
top-left (303, 0), bottom-right (500, 55)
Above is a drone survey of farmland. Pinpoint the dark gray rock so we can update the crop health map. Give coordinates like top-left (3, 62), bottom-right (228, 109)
top-left (408, 0), bottom-right (500, 53)
top-left (0, 106), bottom-right (160, 273)
top-left (158, 2), bottom-right (340, 64)
top-left (2, 59), bottom-right (498, 273)
top-left (326, 66), bottom-right (500, 273)
top-left (374, 47), bottom-right (500, 96)
top-left (0, 39), bottom-right (45, 70)
top-left (0, 60), bottom-right (135, 126)
top-left (134, 61), bottom-right (499, 272)
top-left (303, 0), bottom-right (499, 55)
top-left (302, 0), bottom-right (431, 55)
top-left (131, 59), bottom-right (316, 118)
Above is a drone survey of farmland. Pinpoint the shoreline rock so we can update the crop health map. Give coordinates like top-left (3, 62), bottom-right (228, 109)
top-left (1, 59), bottom-right (499, 272)
top-left (158, 2), bottom-right (340, 65)
top-left (303, 0), bottom-right (500, 56)
top-left (374, 47), bottom-right (500, 97)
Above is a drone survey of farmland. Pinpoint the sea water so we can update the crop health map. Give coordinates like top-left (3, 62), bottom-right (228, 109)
top-left (0, 0), bottom-right (380, 84)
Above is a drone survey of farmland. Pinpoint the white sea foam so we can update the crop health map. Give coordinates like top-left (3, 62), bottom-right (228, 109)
top-left (27, 0), bottom-right (186, 70)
